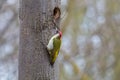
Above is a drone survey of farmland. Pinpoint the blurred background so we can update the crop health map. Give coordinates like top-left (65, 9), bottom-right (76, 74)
top-left (0, 0), bottom-right (120, 80)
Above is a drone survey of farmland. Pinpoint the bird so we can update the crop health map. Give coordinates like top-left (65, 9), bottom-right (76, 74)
top-left (47, 31), bottom-right (62, 65)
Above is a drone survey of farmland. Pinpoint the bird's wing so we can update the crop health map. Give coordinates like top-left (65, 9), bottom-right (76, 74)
top-left (50, 38), bottom-right (61, 64)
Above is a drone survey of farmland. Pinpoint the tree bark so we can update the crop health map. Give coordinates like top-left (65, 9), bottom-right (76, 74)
top-left (19, 0), bottom-right (60, 80)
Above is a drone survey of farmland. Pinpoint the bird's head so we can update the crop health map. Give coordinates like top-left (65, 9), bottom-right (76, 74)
top-left (56, 31), bottom-right (62, 39)
top-left (59, 31), bottom-right (62, 39)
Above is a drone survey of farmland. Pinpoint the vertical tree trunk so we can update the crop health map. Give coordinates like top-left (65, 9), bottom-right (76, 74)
top-left (19, 0), bottom-right (60, 80)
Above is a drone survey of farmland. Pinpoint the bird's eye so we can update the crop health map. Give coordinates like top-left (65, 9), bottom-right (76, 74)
top-left (56, 30), bottom-right (59, 34)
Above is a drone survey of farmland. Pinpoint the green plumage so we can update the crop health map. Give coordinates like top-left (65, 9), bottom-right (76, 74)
top-left (50, 37), bottom-right (61, 65)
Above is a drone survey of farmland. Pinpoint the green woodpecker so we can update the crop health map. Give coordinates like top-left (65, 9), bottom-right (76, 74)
top-left (47, 31), bottom-right (62, 65)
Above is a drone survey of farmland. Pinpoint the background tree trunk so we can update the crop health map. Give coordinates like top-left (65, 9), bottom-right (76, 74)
top-left (19, 0), bottom-right (60, 80)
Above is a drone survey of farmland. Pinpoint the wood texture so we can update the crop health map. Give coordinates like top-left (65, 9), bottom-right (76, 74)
top-left (19, 0), bottom-right (60, 80)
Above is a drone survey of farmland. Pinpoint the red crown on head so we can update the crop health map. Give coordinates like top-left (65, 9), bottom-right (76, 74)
top-left (59, 31), bottom-right (62, 38)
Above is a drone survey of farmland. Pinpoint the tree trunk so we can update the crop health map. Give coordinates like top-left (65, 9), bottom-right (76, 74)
top-left (19, 0), bottom-right (61, 80)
